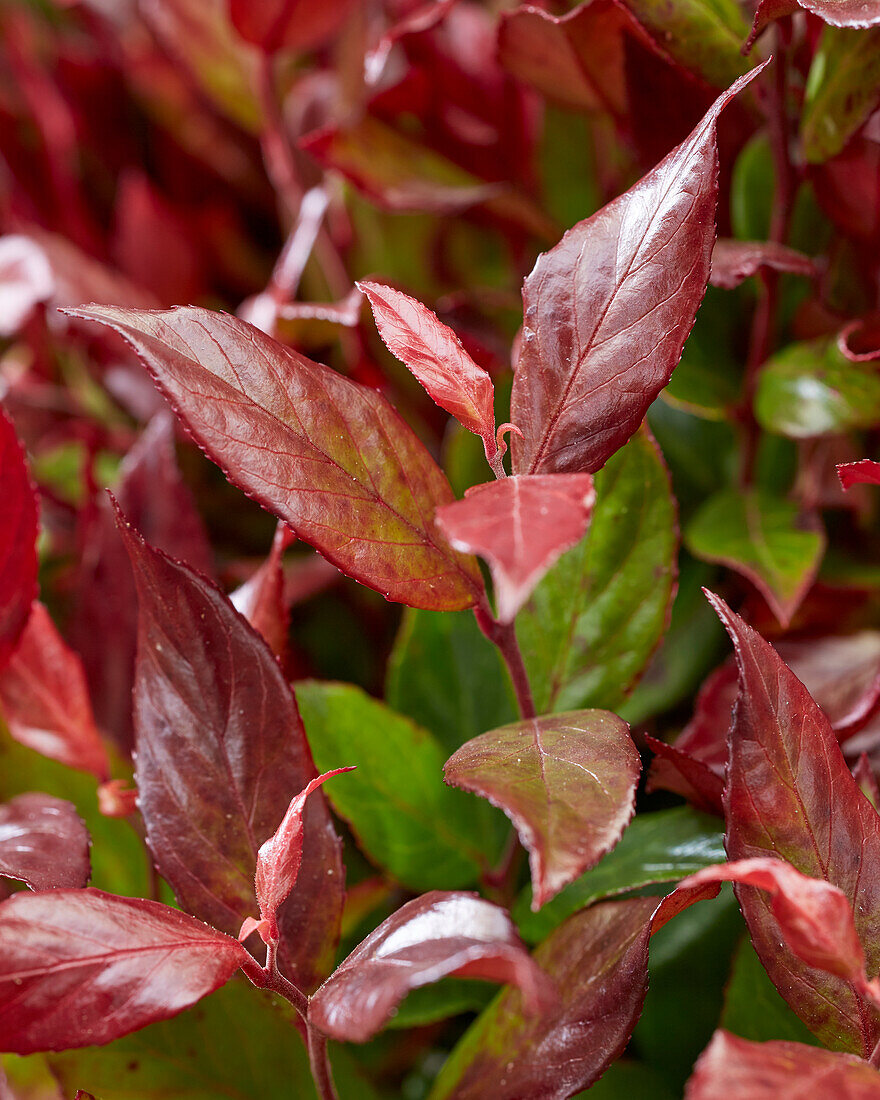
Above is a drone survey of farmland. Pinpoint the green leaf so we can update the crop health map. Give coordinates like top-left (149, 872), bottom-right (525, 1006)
top-left (732, 133), bottom-right (774, 241)
top-left (574, 1061), bottom-right (678, 1099)
top-left (802, 26), bottom-right (880, 164)
top-left (721, 937), bottom-right (822, 1046)
top-left (514, 807), bottom-right (725, 943)
top-left (516, 429), bottom-right (678, 714)
top-left (388, 979), bottom-right (495, 1030)
top-left (386, 608), bottom-right (517, 756)
top-left (296, 681), bottom-right (505, 890)
top-left (756, 338), bottom-right (880, 438)
top-left (684, 488), bottom-right (826, 627)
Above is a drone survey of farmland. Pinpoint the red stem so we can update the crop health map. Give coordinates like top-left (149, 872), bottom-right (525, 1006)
top-left (474, 599), bottom-right (536, 720)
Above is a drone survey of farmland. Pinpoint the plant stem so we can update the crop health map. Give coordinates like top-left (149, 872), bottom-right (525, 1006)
top-left (307, 1027), bottom-right (339, 1100)
top-left (870, 1034), bottom-right (880, 1069)
top-left (473, 598), bottom-right (536, 720)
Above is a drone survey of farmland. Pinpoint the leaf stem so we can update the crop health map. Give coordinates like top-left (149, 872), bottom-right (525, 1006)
top-left (474, 598), bottom-right (536, 720)
top-left (307, 1027), bottom-right (339, 1100)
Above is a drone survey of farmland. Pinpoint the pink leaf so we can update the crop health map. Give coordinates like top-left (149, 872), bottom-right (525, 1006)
top-left (0, 602), bottom-right (110, 781)
top-left (510, 64), bottom-right (767, 476)
top-left (359, 281), bottom-right (499, 465)
top-left (0, 794), bottom-right (90, 892)
top-left (435, 474), bottom-right (595, 622)
top-left (709, 239), bottom-right (818, 290)
top-left (444, 710), bottom-right (639, 909)
top-left (0, 889), bottom-right (249, 1053)
top-left (0, 406), bottom-right (38, 673)
top-left (228, 0), bottom-right (356, 53)
top-left (0, 235), bottom-right (53, 336)
top-left (308, 891), bottom-right (554, 1043)
top-left (839, 460), bottom-right (880, 491)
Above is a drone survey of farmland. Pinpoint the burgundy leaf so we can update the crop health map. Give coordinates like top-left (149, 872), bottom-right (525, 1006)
top-left (97, 780), bottom-right (138, 819)
top-left (67, 306), bottom-right (482, 612)
top-left (254, 767), bottom-right (354, 942)
top-left (74, 1092), bottom-right (96, 1100)
top-left (839, 460), bottom-right (880, 491)
top-left (645, 735), bottom-right (725, 815)
top-left (855, 755), bottom-right (880, 809)
top-left (709, 239), bottom-right (818, 290)
top-left (510, 64), bottom-right (767, 476)
top-left (744, 0), bottom-right (799, 52)
top-left (0, 603), bottom-right (110, 781)
top-left (444, 710), bottom-right (639, 909)
top-left (796, 0), bottom-right (880, 29)
top-left (434, 474), bottom-right (595, 622)
top-left (708, 591), bottom-right (880, 1055)
top-left (118, 514), bottom-right (344, 993)
top-left (0, 794), bottom-right (90, 892)
top-left (0, 889), bottom-right (248, 1053)
top-left (0, 406), bottom-right (38, 672)
top-left (308, 891), bottom-right (554, 1043)
top-left (430, 897), bottom-right (656, 1099)
top-left (230, 523), bottom-right (293, 660)
top-left (686, 1031), bottom-right (880, 1099)
top-left (359, 281), bottom-right (499, 468)
top-left (0, 235), bottom-right (53, 336)
top-left (228, 0), bottom-right (355, 53)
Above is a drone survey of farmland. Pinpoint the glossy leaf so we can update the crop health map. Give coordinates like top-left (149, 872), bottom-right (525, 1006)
top-left (686, 1031), bottom-right (880, 1099)
top-left (445, 710), bottom-right (639, 909)
top-left (685, 489), bottom-right (825, 627)
top-left (802, 28), bottom-right (880, 164)
top-left (709, 593), bottom-right (880, 1055)
top-left (839, 460), bottom-right (880, 490)
top-left (0, 603), bottom-right (109, 781)
top-left (516, 429), bottom-right (677, 713)
top-left (0, 889), bottom-right (249, 1053)
top-left (296, 681), bottom-right (504, 890)
top-left (709, 239), bottom-right (817, 289)
top-left (0, 235), bottom-right (53, 336)
top-left (228, 0), bottom-right (355, 52)
top-left (429, 898), bottom-right (656, 1100)
top-left (0, 407), bottom-right (38, 673)
top-left (309, 892), bottom-right (553, 1043)
top-left (509, 66), bottom-right (765, 476)
top-left (515, 806), bottom-right (725, 943)
top-left (359, 281), bottom-right (498, 462)
top-left (0, 794), bottom-right (90, 891)
top-left (435, 474), bottom-right (595, 623)
top-left (119, 517), bottom-right (343, 993)
top-left (68, 305), bottom-right (482, 613)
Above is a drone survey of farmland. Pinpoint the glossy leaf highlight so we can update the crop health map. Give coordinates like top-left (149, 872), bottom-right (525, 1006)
top-left (0, 793), bottom-right (90, 891)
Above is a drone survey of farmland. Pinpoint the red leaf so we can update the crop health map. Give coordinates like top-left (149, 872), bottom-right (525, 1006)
top-left (686, 1031), bottom-right (880, 1099)
top-left (254, 767), bottom-right (354, 942)
top-left (0, 889), bottom-right (248, 1053)
top-left (645, 735), bottom-right (725, 815)
top-left (359, 281), bottom-right (499, 465)
top-left (118, 513), bottom-right (344, 993)
top-left (0, 406), bottom-right (38, 672)
top-left (308, 891), bottom-right (554, 1043)
top-left (67, 306), bottom-right (482, 613)
top-left (228, 0), bottom-right (355, 53)
top-left (707, 591), bottom-right (880, 1054)
top-left (0, 235), bottom-right (53, 337)
top-left (430, 897), bottom-right (656, 1099)
top-left (0, 794), bottom-right (90, 892)
top-left (0, 603), bottom-right (110, 781)
top-left (510, 64), bottom-right (767, 476)
top-left (839, 460), bottom-right (880, 491)
top-left (230, 523), bottom-right (292, 660)
top-left (444, 710), bottom-right (639, 909)
top-left (709, 239), bottom-right (818, 290)
top-left (435, 474), bottom-right (595, 622)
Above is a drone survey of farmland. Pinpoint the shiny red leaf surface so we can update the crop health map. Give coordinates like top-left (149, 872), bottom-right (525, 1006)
top-left (709, 239), bottom-right (818, 290)
top-left (444, 710), bottom-right (639, 909)
top-left (510, 65), bottom-right (766, 476)
top-left (119, 515), bottom-right (344, 993)
top-left (308, 891), bottom-right (554, 1043)
top-left (708, 592), bottom-right (880, 1054)
top-left (0, 603), bottom-right (109, 781)
top-left (0, 794), bottom-right (90, 891)
top-left (430, 897), bottom-right (656, 1099)
top-left (0, 889), bottom-right (248, 1053)
top-left (68, 306), bottom-right (482, 612)
top-left (686, 1031), bottom-right (880, 1099)
top-left (839, 459), bottom-right (880, 490)
top-left (434, 474), bottom-right (595, 622)
top-left (0, 406), bottom-right (38, 673)
top-left (359, 281), bottom-right (498, 462)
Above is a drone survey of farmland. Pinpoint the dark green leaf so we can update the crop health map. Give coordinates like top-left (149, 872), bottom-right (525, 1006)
top-left (721, 938), bottom-right (821, 1046)
top-left (387, 979), bottom-right (495, 1030)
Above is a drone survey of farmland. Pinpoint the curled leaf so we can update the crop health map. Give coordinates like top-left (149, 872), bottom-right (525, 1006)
top-left (0, 793), bottom-right (91, 891)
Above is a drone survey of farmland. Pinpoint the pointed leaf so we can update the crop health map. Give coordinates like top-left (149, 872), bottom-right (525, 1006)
top-left (0, 406), bottom-right (38, 673)
top-left (0, 889), bottom-right (249, 1053)
top-left (435, 474), bottom-right (595, 623)
top-left (429, 897), bottom-right (656, 1100)
top-left (510, 66), bottom-right (765, 476)
top-left (230, 523), bottom-right (292, 660)
top-left (0, 603), bottom-right (109, 781)
top-left (445, 710), bottom-right (639, 909)
top-left (709, 239), bottom-right (818, 290)
top-left (67, 305), bottom-right (482, 613)
top-left (309, 892), bottom-right (553, 1043)
top-left (686, 1031), bottom-right (880, 1099)
top-left (359, 281), bottom-right (498, 459)
top-left (118, 517), bottom-right (343, 993)
top-left (685, 489), bottom-right (825, 627)
top-left (839, 460), bottom-right (880, 491)
top-left (0, 794), bottom-right (90, 891)
top-left (517, 430), bottom-right (677, 713)
top-left (708, 593), bottom-right (880, 1055)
